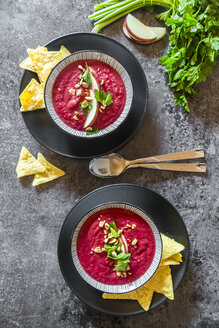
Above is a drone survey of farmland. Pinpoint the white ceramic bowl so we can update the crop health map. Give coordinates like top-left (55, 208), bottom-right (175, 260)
top-left (44, 51), bottom-right (133, 138)
top-left (71, 202), bottom-right (162, 294)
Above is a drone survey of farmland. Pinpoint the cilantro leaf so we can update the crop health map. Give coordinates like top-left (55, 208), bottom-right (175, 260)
top-left (82, 63), bottom-right (92, 86)
top-left (105, 92), bottom-right (113, 106)
top-left (94, 89), bottom-right (113, 106)
top-left (115, 259), bottom-right (130, 272)
top-left (109, 222), bottom-right (120, 238)
top-left (104, 242), bottom-right (122, 257)
top-left (86, 127), bottom-right (99, 135)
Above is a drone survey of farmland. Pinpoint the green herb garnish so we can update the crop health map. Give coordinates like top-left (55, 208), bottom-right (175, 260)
top-left (94, 89), bottom-right (113, 106)
top-left (82, 63), bottom-right (92, 86)
top-left (79, 101), bottom-right (92, 115)
top-left (86, 127), bottom-right (99, 135)
top-left (109, 222), bottom-right (120, 238)
top-left (104, 221), bottom-right (131, 272)
top-left (104, 242), bottom-right (122, 258)
top-left (115, 259), bottom-right (130, 272)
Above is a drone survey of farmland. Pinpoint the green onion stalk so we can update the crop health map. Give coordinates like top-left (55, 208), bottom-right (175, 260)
top-left (89, 0), bottom-right (174, 33)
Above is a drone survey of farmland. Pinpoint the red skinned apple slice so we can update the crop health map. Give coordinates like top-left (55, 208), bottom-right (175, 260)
top-left (84, 89), bottom-right (99, 129)
top-left (120, 234), bottom-right (128, 254)
top-left (122, 22), bottom-right (132, 40)
top-left (125, 14), bottom-right (157, 42)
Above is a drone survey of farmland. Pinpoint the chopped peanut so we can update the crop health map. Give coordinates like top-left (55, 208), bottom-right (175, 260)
top-left (105, 223), bottom-right (109, 230)
top-left (132, 224), bottom-right (136, 229)
top-left (131, 238), bottom-right (138, 246)
top-left (99, 220), bottom-right (105, 228)
top-left (107, 233), bottom-right (113, 239)
top-left (93, 247), bottom-right (104, 253)
top-left (111, 251), bottom-right (117, 258)
top-left (76, 89), bottom-right (82, 96)
top-left (109, 238), bottom-right (117, 244)
top-left (82, 82), bottom-right (89, 88)
top-left (69, 88), bottom-right (75, 95)
top-left (75, 84), bottom-right (80, 88)
top-left (81, 100), bottom-right (88, 108)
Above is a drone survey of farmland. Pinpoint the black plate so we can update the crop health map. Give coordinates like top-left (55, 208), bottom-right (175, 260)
top-left (58, 184), bottom-right (189, 316)
top-left (19, 33), bottom-right (148, 158)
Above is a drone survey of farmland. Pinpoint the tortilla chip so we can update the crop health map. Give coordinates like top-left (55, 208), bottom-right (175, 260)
top-left (160, 258), bottom-right (180, 266)
top-left (103, 290), bottom-right (138, 300)
top-left (32, 153), bottom-right (65, 186)
top-left (19, 56), bottom-right (37, 73)
top-left (19, 46), bottom-right (48, 72)
top-left (27, 48), bottom-right (63, 83)
top-left (146, 265), bottom-right (174, 300)
top-left (19, 78), bottom-right (45, 111)
top-left (161, 234), bottom-right (185, 260)
top-left (16, 147), bottom-right (45, 178)
top-left (136, 288), bottom-right (154, 311)
top-left (60, 45), bottom-right (71, 58)
top-left (171, 252), bottom-right (182, 262)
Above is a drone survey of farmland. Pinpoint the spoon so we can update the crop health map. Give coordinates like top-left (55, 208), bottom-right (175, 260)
top-left (89, 149), bottom-right (206, 177)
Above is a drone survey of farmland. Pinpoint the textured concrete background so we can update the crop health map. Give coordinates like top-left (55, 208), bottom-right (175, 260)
top-left (0, 0), bottom-right (218, 327)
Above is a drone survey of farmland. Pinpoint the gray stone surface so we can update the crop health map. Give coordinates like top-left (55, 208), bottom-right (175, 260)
top-left (0, 0), bottom-right (218, 327)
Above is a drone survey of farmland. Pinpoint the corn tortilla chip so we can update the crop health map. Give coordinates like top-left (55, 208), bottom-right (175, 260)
top-left (19, 46), bottom-right (48, 72)
top-left (16, 147), bottom-right (45, 178)
top-left (171, 252), bottom-right (182, 262)
top-left (32, 153), bottom-right (65, 186)
top-left (27, 48), bottom-right (63, 83)
top-left (19, 56), bottom-right (37, 73)
top-left (161, 234), bottom-right (184, 260)
top-left (60, 45), bottom-right (71, 58)
top-left (146, 266), bottom-right (174, 300)
top-left (103, 290), bottom-right (138, 300)
top-left (19, 78), bottom-right (45, 111)
top-left (136, 288), bottom-right (154, 311)
top-left (160, 258), bottom-right (180, 266)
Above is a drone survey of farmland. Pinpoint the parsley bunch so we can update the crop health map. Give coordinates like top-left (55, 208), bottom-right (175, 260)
top-left (158, 0), bottom-right (219, 112)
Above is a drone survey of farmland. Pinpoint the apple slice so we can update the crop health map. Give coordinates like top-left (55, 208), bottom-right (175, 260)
top-left (150, 27), bottom-right (166, 41)
top-left (90, 68), bottom-right (100, 92)
top-left (125, 14), bottom-right (157, 42)
top-left (122, 22), bottom-right (132, 40)
top-left (120, 234), bottom-right (128, 254)
top-left (84, 89), bottom-right (99, 129)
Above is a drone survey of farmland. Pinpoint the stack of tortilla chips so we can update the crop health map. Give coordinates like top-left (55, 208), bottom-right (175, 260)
top-left (102, 234), bottom-right (185, 311)
top-left (16, 146), bottom-right (65, 186)
top-left (19, 45), bottom-right (71, 112)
